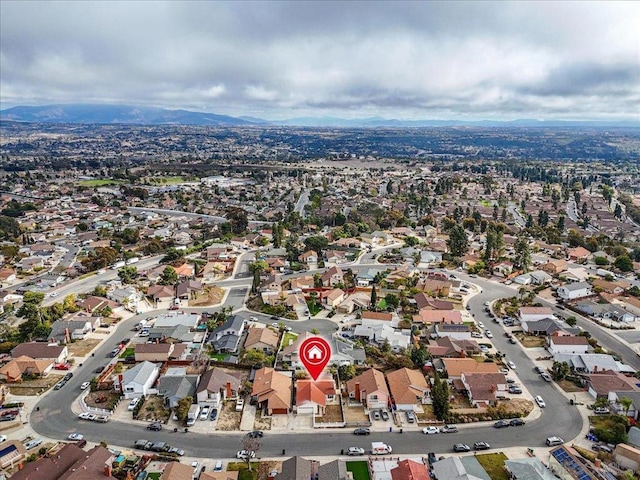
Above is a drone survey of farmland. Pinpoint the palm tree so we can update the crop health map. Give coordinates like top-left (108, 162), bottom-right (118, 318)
top-left (619, 396), bottom-right (633, 417)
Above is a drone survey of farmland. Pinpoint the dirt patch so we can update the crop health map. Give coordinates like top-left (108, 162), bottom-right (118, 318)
top-left (258, 461), bottom-right (282, 480)
top-left (254, 409), bottom-right (272, 431)
top-left (501, 398), bottom-right (534, 416)
top-left (344, 404), bottom-right (369, 424)
top-left (85, 390), bottom-right (121, 410)
top-left (557, 379), bottom-right (585, 393)
top-left (216, 400), bottom-right (242, 431)
top-left (515, 333), bottom-right (546, 348)
top-left (137, 395), bottom-right (171, 422)
top-left (67, 339), bottom-right (102, 357)
top-left (8, 374), bottom-right (65, 396)
top-left (316, 404), bottom-right (342, 423)
top-left (189, 286), bottom-right (225, 307)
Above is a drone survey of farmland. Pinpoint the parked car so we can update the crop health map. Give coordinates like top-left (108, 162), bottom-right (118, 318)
top-left (80, 382), bottom-right (91, 390)
top-left (510, 418), bottom-right (525, 426)
top-left (247, 430), bottom-right (264, 438)
top-left (441, 425), bottom-right (459, 433)
top-left (509, 386), bottom-right (523, 394)
top-left (353, 428), bottom-right (370, 435)
top-left (534, 366), bottom-right (545, 374)
top-left (381, 410), bottom-right (389, 421)
top-left (147, 422), bottom-right (162, 431)
top-left (493, 420), bottom-right (510, 429)
top-left (453, 443), bottom-right (471, 452)
top-left (535, 396), bottom-right (546, 408)
top-left (474, 441), bottom-right (491, 450)
top-left (592, 444), bottom-right (613, 453)
top-left (405, 411), bottom-right (416, 423)
top-left (346, 447), bottom-right (365, 456)
top-left (95, 366), bottom-right (105, 374)
top-left (422, 426), bottom-right (440, 434)
top-left (507, 361), bottom-right (516, 370)
top-left (128, 397), bottom-right (141, 411)
top-left (67, 433), bottom-right (84, 441)
top-left (484, 330), bottom-right (493, 338)
top-left (200, 406), bottom-right (210, 420)
top-left (236, 450), bottom-right (256, 459)
top-left (210, 408), bottom-right (218, 420)
top-left (169, 447), bottom-right (185, 456)
top-left (541, 373), bottom-right (552, 382)
top-left (24, 439), bottom-right (43, 450)
top-left (594, 407), bottom-right (610, 414)
top-left (546, 436), bottom-right (564, 446)
top-left (372, 411), bottom-right (381, 421)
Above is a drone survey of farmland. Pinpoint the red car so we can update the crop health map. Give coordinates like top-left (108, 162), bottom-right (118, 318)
top-left (54, 363), bottom-right (71, 370)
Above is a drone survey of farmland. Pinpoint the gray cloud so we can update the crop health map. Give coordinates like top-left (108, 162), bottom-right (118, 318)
top-left (1, 1), bottom-right (639, 120)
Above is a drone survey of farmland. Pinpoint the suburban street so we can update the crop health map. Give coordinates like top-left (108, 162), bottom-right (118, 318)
top-left (30, 266), bottom-right (585, 458)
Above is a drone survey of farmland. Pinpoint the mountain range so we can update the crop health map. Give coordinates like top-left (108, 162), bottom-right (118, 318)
top-left (1, 104), bottom-right (638, 128)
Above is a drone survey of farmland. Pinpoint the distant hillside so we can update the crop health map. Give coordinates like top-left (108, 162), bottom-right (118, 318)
top-left (0, 104), bottom-right (255, 126)
top-left (1, 104), bottom-right (638, 128)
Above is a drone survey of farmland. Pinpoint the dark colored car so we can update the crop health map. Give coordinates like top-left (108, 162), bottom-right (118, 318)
top-left (427, 452), bottom-right (437, 466)
top-left (95, 366), bottom-right (105, 374)
top-left (534, 366), bottom-right (545, 374)
top-left (64, 372), bottom-right (73, 381)
top-left (353, 428), bottom-right (370, 435)
top-left (510, 418), bottom-right (525, 426)
top-left (147, 422), bottom-right (162, 431)
top-left (210, 408), bottom-right (218, 420)
top-left (474, 442), bottom-right (491, 450)
top-left (381, 410), bottom-right (389, 421)
top-left (453, 443), bottom-right (471, 452)
top-left (247, 430), bottom-right (263, 438)
top-left (592, 444), bottom-right (613, 453)
top-left (494, 420), bottom-right (510, 428)
top-left (509, 386), bottom-right (523, 394)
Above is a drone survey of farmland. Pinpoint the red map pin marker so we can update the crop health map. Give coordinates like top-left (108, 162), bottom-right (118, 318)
top-left (299, 336), bottom-right (332, 381)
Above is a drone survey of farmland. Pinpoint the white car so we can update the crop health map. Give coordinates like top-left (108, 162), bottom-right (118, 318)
top-left (347, 447), bottom-right (365, 456)
top-left (78, 412), bottom-right (92, 420)
top-left (0, 435), bottom-right (6, 443)
top-left (67, 433), bottom-right (84, 441)
top-left (236, 450), bottom-right (256, 459)
top-left (479, 345), bottom-right (490, 353)
top-left (80, 382), bottom-right (91, 390)
top-left (484, 301), bottom-right (490, 306)
top-left (422, 426), bottom-right (440, 435)
top-left (507, 361), bottom-right (516, 370)
top-left (191, 461), bottom-right (199, 470)
top-left (127, 397), bottom-right (141, 411)
top-left (200, 406), bottom-right (210, 420)
top-left (535, 395), bottom-right (546, 408)
top-left (484, 330), bottom-right (493, 338)
top-left (477, 322), bottom-right (485, 329)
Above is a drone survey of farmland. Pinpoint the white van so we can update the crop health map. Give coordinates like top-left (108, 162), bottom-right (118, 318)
top-left (128, 397), bottom-right (141, 411)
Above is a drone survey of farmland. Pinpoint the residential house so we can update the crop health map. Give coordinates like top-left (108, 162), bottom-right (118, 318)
top-left (432, 456), bottom-right (483, 480)
top-left (417, 278), bottom-right (452, 297)
top-left (0, 268), bottom-right (17, 285)
top-left (134, 343), bottom-right (175, 362)
top-left (592, 278), bottom-right (629, 294)
top-left (556, 353), bottom-right (628, 374)
top-left (173, 262), bottom-right (195, 278)
top-left (609, 391), bottom-right (640, 420)
top-left (521, 318), bottom-right (568, 337)
top-left (321, 266), bottom-right (344, 287)
top-left (557, 281), bottom-right (593, 300)
top-left (353, 323), bottom-right (411, 352)
top-left (390, 460), bottom-right (430, 480)
top-left (414, 293), bottom-right (455, 311)
top-left (278, 456), bottom-right (319, 480)
top-left (460, 372), bottom-right (508, 406)
top-left (386, 368), bottom-right (430, 411)
top-left (77, 295), bottom-right (119, 314)
top-left (504, 458), bottom-right (556, 480)
top-left (11, 342), bottom-right (68, 363)
top-left (243, 326), bottom-right (279, 355)
top-left (529, 270), bottom-right (553, 285)
top-left (147, 285), bottom-right (175, 303)
top-left (361, 310), bottom-right (395, 325)
top-left (346, 368), bottom-right (390, 409)
top-left (158, 369), bottom-right (199, 408)
top-left (290, 276), bottom-right (314, 290)
top-left (614, 444), bottom-right (640, 472)
top-left (295, 377), bottom-right (337, 415)
top-left (148, 324), bottom-right (197, 344)
top-left (413, 309), bottom-right (463, 325)
top-left (160, 461), bottom-right (198, 480)
top-left (298, 250), bottom-right (318, 266)
top-left (549, 446), bottom-right (602, 480)
top-left (518, 307), bottom-right (554, 322)
top-left (0, 355), bottom-right (53, 382)
top-left (567, 246), bottom-right (591, 263)
top-left (115, 361), bottom-right (160, 399)
top-left (251, 367), bottom-right (292, 415)
top-left (547, 335), bottom-right (590, 356)
top-left (284, 293), bottom-right (308, 317)
top-left (441, 358), bottom-right (499, 380)
top-left (418, 251), bottom-right (443, 268)
top-left (11, 444), bottom-right (115, 480)
top-left (427, 337), bottom-right (482, 359)
top-left (210, 315), bottom-right (245, 353)
top-left (48, 317), bottom-right (95, 344)
top-left (434, 324), bottom-right (471, 340)
top-left (280, 333), bottom-right (365, 368)
top-left (107, 287), bottom-right (139, 307)
top-left (493, 261), bottom-right (513, 278)
top-left (195, 367), bottom-right (242, 407)
top-left (323, 288), bottom-right (345, 308)
top-left (176, 279), bottom-right (203, 300)
top-left (541, 259), bottom-right (568, 274)
top-left (317, 459), bottom-right (350, 480)
top-left (261, 274), bottom-right (284, 292)
top-left (325, 250), bottom-right (348, 265)
top-left (584, 370), bottom-right (638, 399)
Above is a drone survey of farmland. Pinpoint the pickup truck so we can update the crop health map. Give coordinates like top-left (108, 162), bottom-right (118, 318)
top-left (134, 439), bottom-right (153, 451)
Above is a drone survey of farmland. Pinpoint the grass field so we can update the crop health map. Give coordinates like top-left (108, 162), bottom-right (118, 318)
top-left (282, 332), bottom-right (298, 347)
top-left (227, 462), bottom-right (259, 480)
top-left (144, 176), bottom-right (188, 185)
top-left (76, 179), bottom-right (125, 186)
top-left (475, 452), bottom-right (509, 480)
top-left (346, 461), bottom-right (371, 480)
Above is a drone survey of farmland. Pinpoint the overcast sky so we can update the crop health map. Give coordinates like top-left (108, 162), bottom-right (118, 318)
top-left (1, 1), bottom-right (639, 120)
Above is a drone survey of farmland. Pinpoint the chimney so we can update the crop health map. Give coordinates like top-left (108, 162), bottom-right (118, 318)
top-left (118, 374), bottom-right (124, 390)
top-left (226, 382), bottom-right (232, 398)
top-left (104, 464), bottom-right (112, 476)
top-left (354, 382), bottom-right (360, 401)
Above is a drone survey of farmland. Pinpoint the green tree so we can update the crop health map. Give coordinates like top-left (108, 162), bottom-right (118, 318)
top-left (241, 349), bottom-right (270, 367)
top-left (338, 364), bottom-right (356, 381)
top-left (370, 285), bottom-right (378, 310)
top-left (409, 345), bottom-right (429, 368)
top-left (551, 361), bottom-right (570, 381)
top-left (304, 236), bottom-right (329, 254)
top-left (117, 266), bottom-right (138, 284)
top-left (225, 207), bottom-right (248, 234)
top-left (159, 266), bottom-right (178, 286)
top-left (566, 316), bottom-right (577, 327)
top-left (513, 236), bottom-right (531, 272)
top-left (432, 373), bottom-right (450, 421)
top-left (614, 255), bottom-right (634, 272)
top-left (175, 396), bottom-right (193, 421)
top-left (446, 224), bottom-right (468, 257)
top-left (22, 291), bottom-right (45, 306)
top-left (384, 293), bottom-right (400, 310)
top-left (619, 396), bottom-right (633, 417)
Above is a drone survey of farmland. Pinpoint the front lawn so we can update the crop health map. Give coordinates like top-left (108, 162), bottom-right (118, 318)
top-left (119, 347), bottom-right (135, 358)
top-left (282, 332), bottom-right (298, 347)
top-left (307, 300), bottom-right (322, 315)
top-left (208, 352), bottom-right (227, 361)
top-left (346, 461), bottom-right (371, 480)
top-left (475, 453), bottom-right (509, 480)
top-left (227, 462), bottom-right (259, 480)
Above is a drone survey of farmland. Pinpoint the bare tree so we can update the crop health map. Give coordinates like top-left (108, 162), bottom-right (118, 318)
top-left (240, 435), bottom-right (261, 469)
